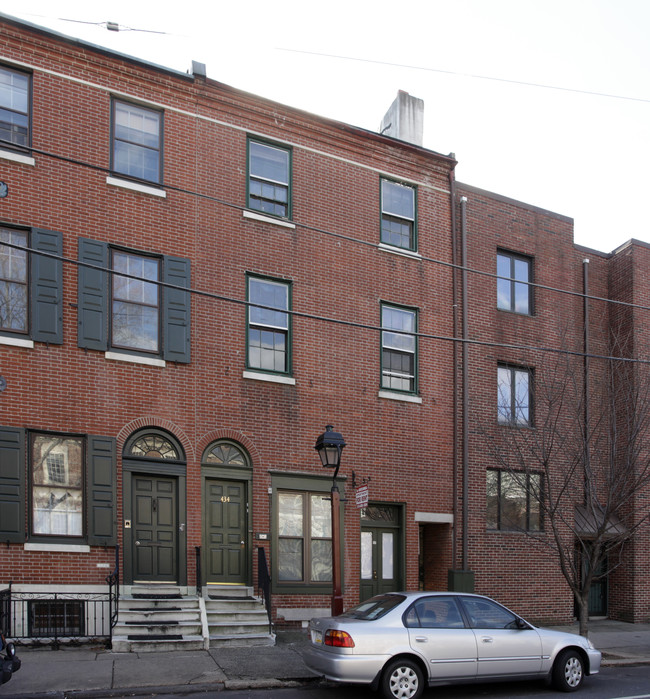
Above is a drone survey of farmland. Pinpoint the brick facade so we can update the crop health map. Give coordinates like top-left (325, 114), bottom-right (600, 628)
top-left (0, 14), bottom-right (648, 631)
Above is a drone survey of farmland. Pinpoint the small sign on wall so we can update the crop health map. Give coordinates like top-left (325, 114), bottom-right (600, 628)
top-left (356, 485), bottom-right (369, 509)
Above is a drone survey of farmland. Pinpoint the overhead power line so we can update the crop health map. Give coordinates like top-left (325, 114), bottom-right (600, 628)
top-left (278, 48), bottom-right (650, 105)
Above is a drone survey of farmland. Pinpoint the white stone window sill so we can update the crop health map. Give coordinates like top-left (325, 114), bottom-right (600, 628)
top-left (25, 543), bottom-right (91, 553)
top-left (105, 351), bottom-right (166, 368)
top-left (243, 370), bottom-right (296, 385)
top-left (0, 149), bottom-right (35, 166)
top-left (243, 210), bottom-right (296, 229)
top-left (106, 176), bottom-right (166, 198)
top-left (378, 389), bottom-right (423, 404)
top-left (0, 335), bottom-right (34, 349)
top-left (378, 243), bottom-right (422, 260)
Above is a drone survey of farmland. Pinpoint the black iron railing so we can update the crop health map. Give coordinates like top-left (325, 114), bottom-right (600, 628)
top-left (1, 582), bottom-right (11, 637)
top-left (106, 544), bottom-right (120, 647)
top-left (195, 546), bottom-right (202, 594)
top-left (257, 546), bottom-right (272, 634)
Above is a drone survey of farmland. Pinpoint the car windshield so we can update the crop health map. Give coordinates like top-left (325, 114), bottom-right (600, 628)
top-left (339, 594), bottom-right (406, 620)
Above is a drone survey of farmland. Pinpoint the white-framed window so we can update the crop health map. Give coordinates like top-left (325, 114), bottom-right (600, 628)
top-left (248, 140), bottom-right (291, 218)
top-left (381, 303), bottom-right (417, 393)
top-left (381, 179), bottom-right (416, 250)
top-left (112, 100), bottom-right (162, 184)
top-left (247, 276), bottom-right (290, 374)
top-left (0, 65), bottom-right (30, 150)
top-left (31, 434), bottom-right (84, 537)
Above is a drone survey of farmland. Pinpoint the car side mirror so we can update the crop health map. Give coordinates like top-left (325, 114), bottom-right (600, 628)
top-left (515, 617), bottom-right (530, 630)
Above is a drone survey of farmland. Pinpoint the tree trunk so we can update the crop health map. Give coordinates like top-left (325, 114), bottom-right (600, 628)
top-left (576, 593), bottom-right (590, 637)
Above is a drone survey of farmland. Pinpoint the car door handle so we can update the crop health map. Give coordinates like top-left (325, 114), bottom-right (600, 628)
top-left (414, 636), bottom-right (428, 643)
top-left (481, 636), bottom-right (494, 643)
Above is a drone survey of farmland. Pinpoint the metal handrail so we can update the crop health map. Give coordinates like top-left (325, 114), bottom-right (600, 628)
top-left (257, 547), bottom-right (272, 634)
top-left (195, 546), bottom-right (201, 595)
top-left (105, 545), bottom-right (119, 648)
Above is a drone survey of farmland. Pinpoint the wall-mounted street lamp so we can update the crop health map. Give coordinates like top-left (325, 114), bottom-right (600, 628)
top-left (314, 425), bottom-right (346, 616)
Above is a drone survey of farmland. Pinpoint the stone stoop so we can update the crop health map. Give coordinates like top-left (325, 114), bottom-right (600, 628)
top-left (111, 584), bottom-right (204, 653)
top-left (204, 584), bottom-right (275, 647)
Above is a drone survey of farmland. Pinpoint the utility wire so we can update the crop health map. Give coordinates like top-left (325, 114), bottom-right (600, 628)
top-left (2, 136), bottom-right (648, 316)
top-left (279, 49), bottom-right (650, 105)
top-left (4, 238), bottom-right (649, 366)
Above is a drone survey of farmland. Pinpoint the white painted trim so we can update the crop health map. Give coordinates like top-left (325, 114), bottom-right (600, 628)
top-left (1, 56), bottom-right (450, 196)
top-left (0, 335), bottom-right (34, 349)
top-left (378, 243), bottom-right (422, 260)
top-left (414, 512), bottom-right (454, 524)
top-left (378, 390), bottom-right (423, 404)
top-left (106, 176), bottom-right (166, 198)
top-left (0, 149), bottom-right (35, 166)
top-left (243, 210), bottom-right (296, 229)
top-left (105, 351), bottom-right (166, 367)
top-left (242, 370), bottom-right (296, 385)
top-left (24, 543), bottom-right (91, 553)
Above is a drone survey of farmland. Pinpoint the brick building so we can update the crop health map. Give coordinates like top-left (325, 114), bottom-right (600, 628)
top-left (0, 13), bottom-right (648, 645)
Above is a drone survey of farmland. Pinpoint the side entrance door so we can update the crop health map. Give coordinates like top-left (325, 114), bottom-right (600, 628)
top-left (132, 474), bottom-right (178, 582)
top-left (360, 504), bottom-right (402, 601)
top-left (205, 479), bottom-right (247, 583)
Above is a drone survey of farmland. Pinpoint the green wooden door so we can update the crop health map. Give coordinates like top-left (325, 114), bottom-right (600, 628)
top-left (133, 475), bottom-right (178, 582)
top-left (205, 479), bottom-right (247, 583)
top-left (360, 526), bottom-right (400, 601)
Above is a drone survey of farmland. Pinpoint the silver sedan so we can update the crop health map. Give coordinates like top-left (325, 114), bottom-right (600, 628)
top-left (304, 592), bottom-right (601, 699)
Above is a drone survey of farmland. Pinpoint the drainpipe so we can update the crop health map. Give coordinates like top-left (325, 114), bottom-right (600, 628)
top-left (460, 196), bottom-right (469, 571)
top-left (583, 258), bottom-right (591, 499)
top-left (449, 170), bottom-right (459, 568)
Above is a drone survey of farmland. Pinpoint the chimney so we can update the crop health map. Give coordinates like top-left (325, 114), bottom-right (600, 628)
top-left (379, 91), bottom-right (424, 146)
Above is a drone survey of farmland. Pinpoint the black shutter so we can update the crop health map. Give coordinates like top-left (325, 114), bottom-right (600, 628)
top-left (87, 435), bottom-right (116, 546)
top-left (0, 427), bottom-right (25, 543)
top-left (31, 228), bottom-right (63, 344)
top-left (163, 255), bottom-right (191, 363)
top-left (78, 238), bottom-right (108, 351)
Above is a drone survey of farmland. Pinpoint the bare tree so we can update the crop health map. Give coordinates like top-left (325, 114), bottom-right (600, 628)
top-left (481, 344), bottom-right (650, 636)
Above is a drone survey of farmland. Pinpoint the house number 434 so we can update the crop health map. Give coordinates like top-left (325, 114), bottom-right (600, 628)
top-left (221, 496), bottom-right (231, 503)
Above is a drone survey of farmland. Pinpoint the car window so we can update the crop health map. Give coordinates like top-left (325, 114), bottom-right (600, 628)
top-left (340, 594), bottom-right (406, 620)
top-left (460, 597), bottom-right (517, 629)
top-left (404, 596), bottom-right (465, 628)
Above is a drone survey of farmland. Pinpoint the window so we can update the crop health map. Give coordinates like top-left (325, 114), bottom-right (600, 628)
top-left (77, 238), bottom-right (191, 363)
top-left (497, 251), bottom-right (532, 314)
top-left (0, 227), bottom-right (27, 332)
top-left (29, 600), bottom-right (84, 637)
top-left (112, 100), bottom-right (162, 184)
top-left (0, 65), bottom-right (30, 150)
top-left (247, 276), bottom-right (290, 373)
top-left (405, 596), bottom-right (465, 628)
top-left (487, 469), bottom-right (541, 531)
top-left (31, 434), bottom-right (83, 537)
top-left (278, 491), bottom-right (331, 583)
top-left (460, 596), bottom-right (519, 629)
top-left (248, 140), bottom-right (291, 218)
top-left (112, 250), bottom-right (160, 353)
top-left (381, 179), bottom-right (416, 250)
top-left (0, 226), bottom-right (63, 344)
top-left (498, 365), bottom-right (532, 425)
top-left (381, 304), bottom-right (417, 393)
top-left (0, 427), bottom-right (116, 545)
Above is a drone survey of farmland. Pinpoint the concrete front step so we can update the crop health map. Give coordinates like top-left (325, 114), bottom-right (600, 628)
top-left (204, 584), bottom-right (255, 598)
top-left (112, 634), bottom-right (205, 653)
top-left (209, 632), bottom-right (276, 647)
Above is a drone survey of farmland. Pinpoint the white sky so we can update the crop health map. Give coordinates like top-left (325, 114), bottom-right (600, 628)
top-left (4, 0), bottom-right (649, 254)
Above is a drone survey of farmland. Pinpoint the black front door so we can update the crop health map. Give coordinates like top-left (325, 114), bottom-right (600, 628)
top-left (205, 479), bottom-right (247, 583)
top-left (360, 524), bottom-right (401, 601)
top-left (132, 474), bottom-right (178, 582)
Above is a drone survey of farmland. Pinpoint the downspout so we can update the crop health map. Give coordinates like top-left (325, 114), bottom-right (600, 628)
top-left (582, 258), bottom-right (590, 499)
top-left (449, 170), bottom-right (459, 567)
top-left (460, 196), bottom-right (469, 571)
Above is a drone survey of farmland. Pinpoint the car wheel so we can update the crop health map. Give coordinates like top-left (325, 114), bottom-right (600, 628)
top-left (381, 658), bottom-right (424, 699)
top-left (552, 648), bottom-right (584, 692)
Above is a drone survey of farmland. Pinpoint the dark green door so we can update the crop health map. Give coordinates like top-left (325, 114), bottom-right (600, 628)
top-left (588, 556), bottom-right (608, 616)
top-left (133, 475), bottom-right (178, 582)
top-left (360, 526), bottom-right (400, 601)
top-left (205, 479), bottom-right (247, 583)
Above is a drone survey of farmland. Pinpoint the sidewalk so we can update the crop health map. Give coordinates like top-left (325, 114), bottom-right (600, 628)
top-left (4, 621), bottom-right (650, 699)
